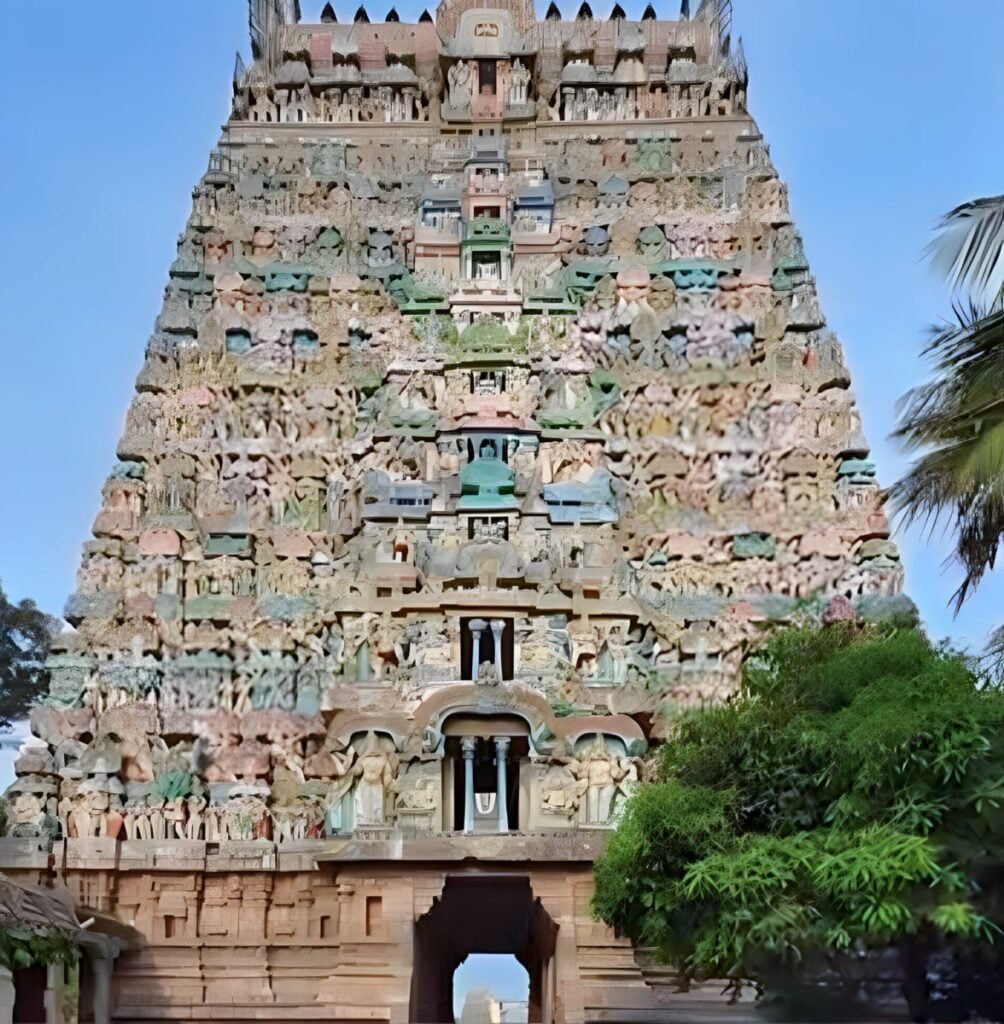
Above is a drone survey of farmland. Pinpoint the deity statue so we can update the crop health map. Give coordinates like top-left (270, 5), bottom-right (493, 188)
top-left (508, 59), bottom-right (531, 106)
top-left (349, 732), bottom-right (399, 827)
top-left (447, 61), bottom-right (472, 110)
top-left (568, 735), bottom-right (631, 825)
top-left (9, 792), bottom-right (52, 838)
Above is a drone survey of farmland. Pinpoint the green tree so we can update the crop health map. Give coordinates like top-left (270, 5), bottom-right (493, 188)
top-left (592, 626), bottom-right (1004, 1021)
top-left (0, 581), bottom-right (57, 730)
top-left (891, 197), bottom-right (1004, 634)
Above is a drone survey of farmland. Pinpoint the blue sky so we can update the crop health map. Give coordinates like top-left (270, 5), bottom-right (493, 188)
top-left (2, 1), bottom-right (1002, 649)
top-left (0, 0), bottom-right (1001, 1011)
top-left (454, 955), bottom-right (528, 1016)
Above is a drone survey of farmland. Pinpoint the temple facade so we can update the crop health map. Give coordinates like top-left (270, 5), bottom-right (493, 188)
top-left (0, 1), bottom-right (908, 1021)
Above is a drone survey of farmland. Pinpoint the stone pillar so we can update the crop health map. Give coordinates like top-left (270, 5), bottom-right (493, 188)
top-left (490, 619), bottom-right (505, 679)
top-left (45, 961), bottom-right (62, 1024)
top-left (0, 966), bottom-right (14, 1024)
top-left (93, 956), bottom-right (116, 1024)
top-left (462, 737), bottom-right (477, 833)
top-left (493, 736), bottom-right (510, 832)
top-left (469, 619), bottom-right (487, 678)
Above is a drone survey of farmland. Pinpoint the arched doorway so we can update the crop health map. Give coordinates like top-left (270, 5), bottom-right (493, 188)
top-left (441, 713), bottom-right (529, 832)
top-left (410, 875), bottom-right (558, 1023)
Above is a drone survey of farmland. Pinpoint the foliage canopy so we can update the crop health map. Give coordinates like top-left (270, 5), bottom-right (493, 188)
top-left (0, 581), bottom-right (57, 731)
top-left (593, 626), bottom-right (1004, 1015)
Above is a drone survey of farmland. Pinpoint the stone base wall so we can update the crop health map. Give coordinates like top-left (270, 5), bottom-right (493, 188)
top-left (0, 837), bottom-right (735, 1024)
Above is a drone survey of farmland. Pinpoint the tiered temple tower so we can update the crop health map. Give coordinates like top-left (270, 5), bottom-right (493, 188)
top-left (2, 1), bottom-right (908, 1021)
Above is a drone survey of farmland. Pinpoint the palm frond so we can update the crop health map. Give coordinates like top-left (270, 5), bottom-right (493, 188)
top-left (925, 195), bottom-right (1004, 303)
top-left (889, 303), bottom-right (1004, 612)
top-left (984, 625), bottom-right (1004, 681)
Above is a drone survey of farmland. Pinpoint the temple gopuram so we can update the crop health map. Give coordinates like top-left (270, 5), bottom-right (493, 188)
top-left (1, 1), bottom-right (909, 1021)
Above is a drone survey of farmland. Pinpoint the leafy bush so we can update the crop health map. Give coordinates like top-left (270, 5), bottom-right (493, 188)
top-left (593, 626), bottom-right (1004, 1019)
top-left (0, 927), bottom-right (75, 972)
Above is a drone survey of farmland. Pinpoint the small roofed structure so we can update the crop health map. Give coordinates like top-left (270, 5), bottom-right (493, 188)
top-left (0, 874), bottom-right (142, 1024)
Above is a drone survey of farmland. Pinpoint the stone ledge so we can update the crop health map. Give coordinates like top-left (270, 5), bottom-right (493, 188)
top-left (0, 837), bottom-right (52, 870)
top-left (3, 832), bottom-right (609, 872)
top-left (313, 830), bottom-right (608, 862)
top-left (112, 1007), bottom-right (387, 1022)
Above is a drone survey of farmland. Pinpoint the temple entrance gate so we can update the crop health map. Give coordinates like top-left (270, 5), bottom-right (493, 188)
top-left (409, 875), bottom-right (558, 1023)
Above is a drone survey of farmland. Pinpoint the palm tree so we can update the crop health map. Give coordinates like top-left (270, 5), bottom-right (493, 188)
top-left (890, 196), bottom-right (1004, 659)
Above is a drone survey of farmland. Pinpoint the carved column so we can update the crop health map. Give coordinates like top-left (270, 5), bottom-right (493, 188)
top-left (45, 961), bottom-right (64, 1024)
top-left (490, 619), bottom-right (505, 679)
top-left (493, 736), bottom-right (510, 832)
top-left (469, 619), bottom-right (487, 678)
top-left (462, 737), bottom-right (477, 833)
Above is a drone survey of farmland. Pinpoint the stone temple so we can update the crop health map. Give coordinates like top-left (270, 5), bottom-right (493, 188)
top-left (2, 0), bottom-right (907, 1020)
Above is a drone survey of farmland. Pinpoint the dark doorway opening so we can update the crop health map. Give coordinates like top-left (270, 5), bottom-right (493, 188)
top-left (460, 617), bottom-right (514, 680)
top-left (478, 60), bottom-right (497, 95)
top-left (13, 965), bottom-right (46, 1023)
top-left (410, 875), bottom-right (558, 1023)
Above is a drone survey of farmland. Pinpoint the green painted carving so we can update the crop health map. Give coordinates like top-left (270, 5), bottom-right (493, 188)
top-left (204, 534), bottom-right (251, 556)
top-left (733, 532), bottom-right (776, 560)
top-left (64, 591), bottom-right (121, 622)
top-left (459, 320), bottom-right (516, 353)
top-left (256, 594), bottom-right (316, 623)
top-left (589, 369), bottom-right (620, 418)
top-left (772, 232), bottom-right (809, 291)
top-left (315, 226), bottom-right (345, 256)
top-left (462, 218), bottom-right (510, 245)
top-left (538, 370), bottom-right (620, 430)
top-left (111, 461), bottom-right (145, 480)
top-left (564, 260), bottom-right (617, 304)
top-left (44, 653), bottom-right (97, 707)
top-left (855, 594), bottom-right (920, 626)
top-left (264, 263), bottom-right (314, 292)
top-left (630, 135), bottom-right (672, 172)
top-left (154, 593), bottom-right (181, 621)
top-left (382, 397), bottom-right (438, 434)
top-left (837, 458), bottom-right (877, 481)
top-left (648, 259), bottom-right (732, 291)
top-left (625, 738), bottom-right (648, 758)
top-left (151, 771), bottom-right (195, 801)
top-left (225, 329), bottom-right (252, 354)
top-left (169, 255), bottom-right (201, 279)
top-left (458, 457), bottom-right (518, 510)
top-left (412, 314), bottom-right (458, 348)
top-left (522, 288), bottom-right (580, 316)
top-left (304, 139), bottom-right (347, 180)
top-left (551, 701), bottom-right (592, 718)
top-left (183, 595), bottom-right (234, 621)
top-left (354, 369), bottom-right (385, 397)
top-left (293, 330), bottom-right (319, 354)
